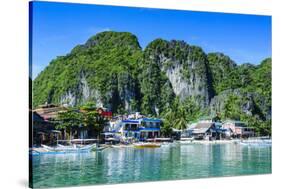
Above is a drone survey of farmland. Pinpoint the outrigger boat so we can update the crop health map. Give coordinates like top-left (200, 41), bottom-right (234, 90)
top-left (239, 138), bottom-right (272, 147)
top-left (179, 137), bottom-right (194, 144)
top-left (37, 139), bottom-right (105, 154)
top-left (134, 142), bottom-right (161, 148)
top-left (42, 143), bottom-right (96, 153)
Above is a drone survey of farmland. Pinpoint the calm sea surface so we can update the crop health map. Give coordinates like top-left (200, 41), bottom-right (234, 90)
top-left (31, 143), bottom-right (271, 188)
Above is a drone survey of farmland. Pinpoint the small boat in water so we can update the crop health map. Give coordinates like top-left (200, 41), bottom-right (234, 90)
top-left (239, 138), bottom-right (272, 147)
top-left (92, 146), bottom-right (107, 151)
top-left (134, 142), bottom-right (161, 148)
top-left (111, 144), bottom-right (134, 148)
top-left (42, 144), bottom-right (96, 153)
top-left (178, 140), bottom-right (193, 144)
top-left (179, 137), bottom-right (194, 144)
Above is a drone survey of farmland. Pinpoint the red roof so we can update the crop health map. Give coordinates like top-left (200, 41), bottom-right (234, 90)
top-left (101, 111), bottom-right (112, 117)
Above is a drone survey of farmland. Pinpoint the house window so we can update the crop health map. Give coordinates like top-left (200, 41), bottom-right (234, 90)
top-left (125, 124), bottom-right (130, 130)
top-left (131, 124), bottom-right (138, 131)
top-left (145, 122), bottom-right (150, 128)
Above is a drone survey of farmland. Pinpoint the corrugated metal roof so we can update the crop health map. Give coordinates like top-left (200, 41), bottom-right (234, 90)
top-left (192, 122), bottom-right (213, 134)
top-left (192, 128), bottom-right (209, 134)
top-left (194, 122), bottom-right (213, 129)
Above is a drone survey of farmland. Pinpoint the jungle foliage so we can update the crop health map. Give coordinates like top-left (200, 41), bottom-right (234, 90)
top-left (33, 31), bottom-right (272, 136)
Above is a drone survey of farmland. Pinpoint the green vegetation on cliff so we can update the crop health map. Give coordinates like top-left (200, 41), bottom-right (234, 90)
top-left (33, 32), bottom-right (142, 113)
top-left (33, 31), bottom-right (272, 135)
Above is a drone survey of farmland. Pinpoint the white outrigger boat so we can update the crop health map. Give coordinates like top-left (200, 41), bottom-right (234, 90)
top-left (39, 139), bottom-right (106, 153)
top-left (239, 137), bottom-right (272, 147)
top-left (42, 143), bottom-right (96, 153)
top-left (179, 137), bottom-right (194, 144)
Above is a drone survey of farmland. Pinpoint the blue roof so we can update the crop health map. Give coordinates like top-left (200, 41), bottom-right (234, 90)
top-left (138, 128), bottom-right (160, 131)
top-left (142, 118), bottom-right (162, 122)
top-left (122, 120), bottom-right (140, 124)
top-left (210, 128), bottom-right (227, 132)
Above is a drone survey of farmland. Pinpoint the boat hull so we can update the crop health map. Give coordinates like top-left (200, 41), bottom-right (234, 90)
top-left (134, 143), bottom-right (161, 148)
top-left (40, 144), bottom-right (96, 154)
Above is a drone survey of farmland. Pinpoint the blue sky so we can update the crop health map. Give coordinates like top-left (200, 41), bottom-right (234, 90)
top-left (31, 1), bottom-right (272, 79)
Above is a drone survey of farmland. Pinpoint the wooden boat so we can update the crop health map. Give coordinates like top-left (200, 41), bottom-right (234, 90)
top-left (134, 142), bottom-right (161, 148)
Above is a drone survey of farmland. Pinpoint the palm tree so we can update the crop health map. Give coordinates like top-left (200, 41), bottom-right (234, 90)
top-left (173, 105), bottom-right (189, 130)
top-left (161, 97), bottom-right (201, 135)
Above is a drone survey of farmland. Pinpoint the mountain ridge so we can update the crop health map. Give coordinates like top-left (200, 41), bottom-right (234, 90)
top-left (33, 31), bottom-right (271, 131)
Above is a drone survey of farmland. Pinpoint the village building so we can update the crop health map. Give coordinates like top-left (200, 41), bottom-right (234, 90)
top-left (191, 122), bottom-right (215, 140)
top-left (34, 104), bottom-right (114, 141)
top-left (222, 120), bottom-right (255, 138)
top-left (105, 118), bottom-right (123, 132)
top-left (31, 111), bottom-right (60, 146)
top-left (96, 107), bottom-right (112, 120)
top-left (32, 104), bottom-right (67, 142)
top-left (34, 104), bottom-right (67, 121)
top-left (139, 118), bottom-right (162, 140)
top-left (191, 122), bottom-right (227, 140)
top-left (121, 119), bottom-right (141, 139)
top-left (112, 117), bottom-right (163, 141)
top-left (127, 112), bottom-right (144, 119)
top-left (181, 123), bottom-right (198, 138)
top-left (171, 128), bottom-right (182, 140)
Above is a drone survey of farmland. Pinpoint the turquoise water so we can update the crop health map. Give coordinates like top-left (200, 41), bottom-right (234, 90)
top-left (31, 143), bottom-right (271, 188)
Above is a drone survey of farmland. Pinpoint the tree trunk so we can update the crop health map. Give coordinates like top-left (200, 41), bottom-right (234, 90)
top-left (69, 128), bottom-right (72, 140)
top-left (64, 129), bottom-right (67, 140)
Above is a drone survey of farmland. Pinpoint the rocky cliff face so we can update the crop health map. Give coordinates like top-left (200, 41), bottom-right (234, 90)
top-left (59, 72), bottom-right (102, 107)
top-left (33, 31), bottom-right (142, 113)
top-left (209, 88), bottom-right (271, 121)
top-left (141, 39), bottom-right (213, 109)
top-left (208, 56), bottom-right (271, 119)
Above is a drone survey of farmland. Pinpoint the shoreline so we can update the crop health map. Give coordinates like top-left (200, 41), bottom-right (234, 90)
top-left (30, 138), bottom-right (271, 155)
